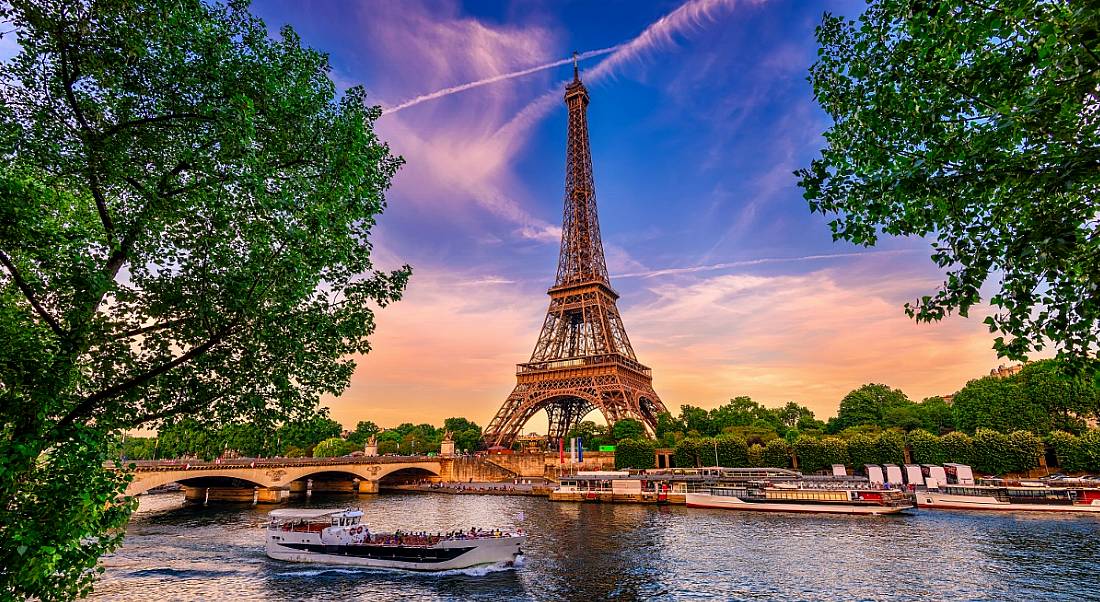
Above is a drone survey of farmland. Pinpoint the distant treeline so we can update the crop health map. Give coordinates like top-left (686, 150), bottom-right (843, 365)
top-left (616, 428), bottom-right (1100, 476)
top-left (113, 413), bottom-right (484, 461)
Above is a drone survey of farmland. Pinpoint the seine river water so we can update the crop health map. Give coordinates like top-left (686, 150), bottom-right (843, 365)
top-left (91, 492), bottom-right (1100, 601)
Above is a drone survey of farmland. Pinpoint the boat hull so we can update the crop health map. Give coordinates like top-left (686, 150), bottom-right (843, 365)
top-left (686, 493), bottom-right (911, 515)
top-left (917, 492), bottom-right (1100, 513)
top-left (266, 536), bottom-right (525, 571)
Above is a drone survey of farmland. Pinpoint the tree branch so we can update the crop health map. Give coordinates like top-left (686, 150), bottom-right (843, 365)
top-left (57, 21), bottom-right (117, 246)
top-left (52, 318), bottom-right (242, 435)
top-left (0, 249), bottom-right (65, 338)
top-left (100, 113), bottom-right (213, 139)
top-left (110, 317), bottom-right (190, 341)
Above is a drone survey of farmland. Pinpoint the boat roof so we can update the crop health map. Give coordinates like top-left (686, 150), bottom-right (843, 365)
top-left (267, 508), bottom-right (361, 519)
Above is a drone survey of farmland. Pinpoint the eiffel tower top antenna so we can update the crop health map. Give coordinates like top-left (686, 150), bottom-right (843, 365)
top-left (572, 50), bottom-right (579, 81)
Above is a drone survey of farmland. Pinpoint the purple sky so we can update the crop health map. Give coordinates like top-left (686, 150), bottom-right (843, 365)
top-left (251, 0), bottom-right (1010, 431)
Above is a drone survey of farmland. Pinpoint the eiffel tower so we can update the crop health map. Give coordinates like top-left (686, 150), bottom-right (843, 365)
top-left (482, 59), bottom-right (668, 448)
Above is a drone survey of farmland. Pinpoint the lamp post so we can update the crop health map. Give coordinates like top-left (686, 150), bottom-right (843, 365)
top-left (713, 439), bottom-right (719, 468)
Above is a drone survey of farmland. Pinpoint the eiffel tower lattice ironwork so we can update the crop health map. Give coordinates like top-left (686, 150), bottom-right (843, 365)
top-left (482, 59), bottom-right (668, 448)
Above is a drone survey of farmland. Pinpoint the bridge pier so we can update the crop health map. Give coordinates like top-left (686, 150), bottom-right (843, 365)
top-left (358, 480), bottom-right (379, 494)
top-left (184, 486), bottom-right (289, 504)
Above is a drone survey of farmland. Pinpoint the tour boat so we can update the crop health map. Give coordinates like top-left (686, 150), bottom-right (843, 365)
top-left (265, 508), bottom-right (525, 571)
top-left (685, 483), bottom-right (913, 515)
top-left (917, 480), bottom-right (1100, 513)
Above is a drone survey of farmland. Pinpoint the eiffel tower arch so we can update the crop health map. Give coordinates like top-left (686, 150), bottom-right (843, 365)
top-left (482, 60), bottom-right (668, 448)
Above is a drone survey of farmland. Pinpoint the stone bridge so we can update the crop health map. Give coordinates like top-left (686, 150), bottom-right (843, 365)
top-left (121, 451), bottom-right (615, 503)
top-left (124, 456), bottom-right (452, 502)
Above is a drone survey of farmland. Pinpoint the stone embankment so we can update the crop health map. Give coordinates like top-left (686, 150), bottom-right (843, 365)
top-left (384, 482), bottom-right (555, 497)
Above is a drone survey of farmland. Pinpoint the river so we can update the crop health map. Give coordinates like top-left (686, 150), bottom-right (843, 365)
top-left (90, 492), bottom-right (1100, 601)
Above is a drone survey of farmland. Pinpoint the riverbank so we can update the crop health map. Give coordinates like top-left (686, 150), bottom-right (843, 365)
top-left (383, 482), bottom-right (553, 497)
top-left (92, 490), bottom-right (1100, 601)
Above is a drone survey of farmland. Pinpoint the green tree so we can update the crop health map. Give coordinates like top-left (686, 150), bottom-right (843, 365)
top-left (1017, 360), bottom-right (1100, 433)
top-left (679, 405), bottom-right (712, 436)
top-left (761, 438), bottom-right (792, 468)
top-left (566, 421), bottom-right (610, 449)
top-left (940, 431), bottom-right (974, 467)
top-left (654, 412), bottom-right (685, 446)
top-left (443, 417), bottom-right (482, 453)
top-left (611, 418), bottom-right (646, 442)
top-left (846, 433), bottom-right (877, 469)
top-left (952, 375), bottom-right (1048, 434)
top-left (772, 402), bottom-right (823, 434)
top-left (0, 2), bottom-right (409, 597)
top-left (828, 384), bottom-right (912, 433)
top-left (312, 437), bottom-right (355, 458)
top-left (874, 430), bottom-right (906, 466)
top-left (708, 396), bottom-right (761, 433)
top-left (907, 429), bottom-right (946, 465)
top-left (673, 438), bottom-right (702, 468)
top-left (915, 396), bottom-right (956, 434)
top-left (347, 421), bottom-right (381, 446)
top-left (614, 439), bottom-right (656, 470)
top-left (277, 413), bottom-right (343, 456)
top-left (714, 435), bottom-right (749, 467)
top-left (798, 0), bottom-right (1100, 363)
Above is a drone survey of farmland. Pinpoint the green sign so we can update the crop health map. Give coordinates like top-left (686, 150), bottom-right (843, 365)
top-left (598, 445), bottom-right (616, 452)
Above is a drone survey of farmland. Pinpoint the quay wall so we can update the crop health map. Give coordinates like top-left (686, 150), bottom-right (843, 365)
top-left (485, 451), bottom-right (616, 479)
top-left (446, 456), bottom-right (518, 482)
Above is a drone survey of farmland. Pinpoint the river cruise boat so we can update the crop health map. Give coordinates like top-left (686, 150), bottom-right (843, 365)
top-left (918, 480), bottom-right (1100, 513)
top-left (686, 483), bottom-right (913, 515)
top-left (266, 508), bottom-right (525, 570)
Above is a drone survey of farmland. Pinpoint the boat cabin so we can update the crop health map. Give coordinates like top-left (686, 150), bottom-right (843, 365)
top-left (267, 508), bottom-right (363, 532)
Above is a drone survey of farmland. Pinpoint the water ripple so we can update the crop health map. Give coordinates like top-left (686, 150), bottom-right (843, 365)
top-left (91, 492), bottom-right (1100, 601)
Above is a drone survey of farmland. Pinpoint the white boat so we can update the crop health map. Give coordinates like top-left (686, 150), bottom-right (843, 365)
top-left (686, 483), bottom-right (913, 515)
top-left (265, 508), bottom-right (525, 571)
top-left (917, 481), bottom-right (1100, 513)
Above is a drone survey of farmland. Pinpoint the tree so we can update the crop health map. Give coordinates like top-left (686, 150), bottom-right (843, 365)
top-left (679, 405), bottom-right (712, 436)
top-left (654, 412), bottom-right (685, 446)
top-left (916, 396), bottom-right (956, 435)
top-left (312, 437), bottom-right (355, 458)
top-left (614, 439), bottom-right (656, 470)
top-left (709, 396), bottom-right (761, 433)
top-left (761, 439), bottom-right (792, 468)
top-left (277, 413), bottom-right (343, 456)
top-left (907, 429), bottom-right (946, 465)
top-left (773, 401), bottom-right (822, 433)
top-left (828, 384), bottom-right (912, 433)
top-left (1017, 360), bottom-right (1100, 433)
top-left (566, 421), bottom-right (610, 449)
top-left (347, 421), bottom-right (381, 446)
top-left (952, 374), bottom-right (1049, 434)
top-left (798, 0), bottom-right (1100, 364)
top-left (0, 1), bottom-right (409, 597)
top-left (443, 417), bottom-right (482, 453)
top-left (611, 418), bottom-right (646, 442)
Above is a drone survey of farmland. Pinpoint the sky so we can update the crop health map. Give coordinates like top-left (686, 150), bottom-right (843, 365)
top-left (251, 0), bottom-right (1010, 431)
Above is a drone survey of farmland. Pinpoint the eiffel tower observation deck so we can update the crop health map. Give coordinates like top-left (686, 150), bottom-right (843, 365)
top-left (482, 59), bottom-right (668, 448)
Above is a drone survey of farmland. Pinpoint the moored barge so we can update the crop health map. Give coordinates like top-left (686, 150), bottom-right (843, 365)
top-left (917, 480), bottom-right (1100, 513)
top-left (686, 483), bottom-right (913, 515)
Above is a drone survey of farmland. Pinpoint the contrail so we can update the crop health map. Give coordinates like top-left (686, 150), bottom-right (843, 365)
top-left (382, 45), bottom-right (623, 115)
top-left (491, 0), bottom-right (761, 143)
top-left (612, 249), bottom-right (921, 279)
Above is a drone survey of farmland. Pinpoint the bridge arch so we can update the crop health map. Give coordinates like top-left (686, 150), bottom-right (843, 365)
top-left (124, 460), bottom-right (446, 497)
top-left (126, 469), bottom-right (273, 496)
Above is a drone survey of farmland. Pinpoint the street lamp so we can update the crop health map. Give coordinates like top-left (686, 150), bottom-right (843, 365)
top-left (713, 439), bottom-right (719, 468)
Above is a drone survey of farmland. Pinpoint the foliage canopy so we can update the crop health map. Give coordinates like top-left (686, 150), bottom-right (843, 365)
top-left (799, 0), bottom-right (1100, 363)
top-left (0, 0), bottom-right (408, 597)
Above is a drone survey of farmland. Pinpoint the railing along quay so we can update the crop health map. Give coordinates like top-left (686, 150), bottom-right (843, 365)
top-left (111, 455), bottom-right (442, 472)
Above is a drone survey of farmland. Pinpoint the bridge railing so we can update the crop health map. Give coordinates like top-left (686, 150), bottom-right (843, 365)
top-left (115, 455), bottom-right (443, 472)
